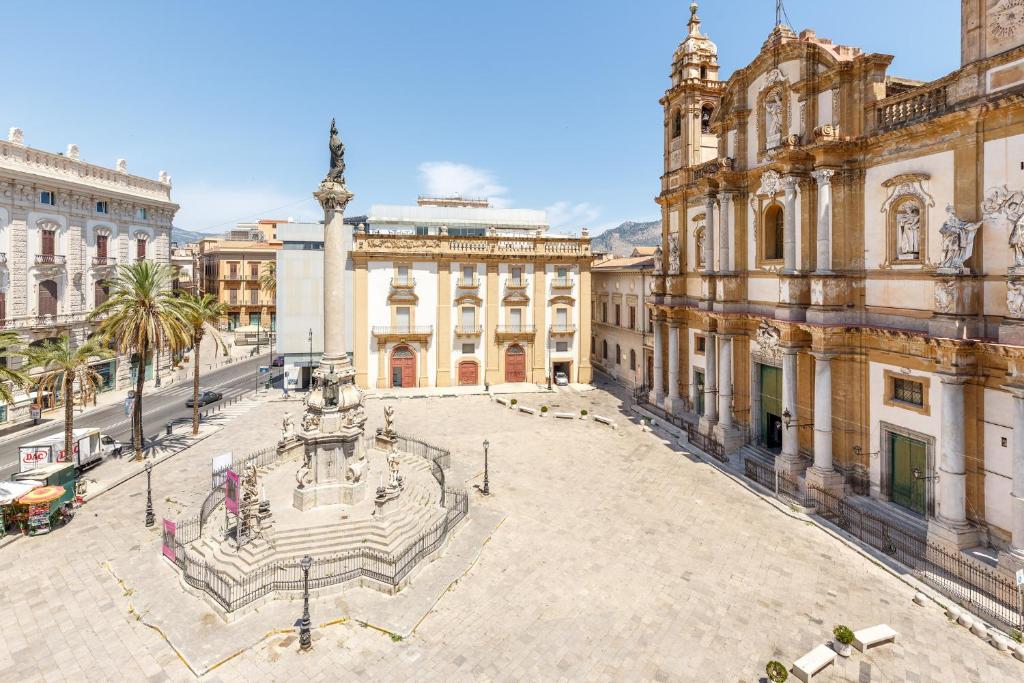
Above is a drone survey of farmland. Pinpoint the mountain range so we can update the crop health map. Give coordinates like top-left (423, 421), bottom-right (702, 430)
top-left (590, 219), bottom-right (661, 256)
top-left (172, 227), bottom-right (214, 245)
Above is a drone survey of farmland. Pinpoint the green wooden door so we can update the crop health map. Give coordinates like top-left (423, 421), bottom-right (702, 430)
top-left (890, 433), bottom-right (927, 516)
top-left (760, 365), bottom-right (782, 449)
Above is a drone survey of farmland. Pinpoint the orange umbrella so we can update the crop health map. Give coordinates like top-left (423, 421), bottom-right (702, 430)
top-left (16, 486), bottom-right (64, 505)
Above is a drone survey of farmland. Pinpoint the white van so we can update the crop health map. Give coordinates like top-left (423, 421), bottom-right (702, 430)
top-left (19, 428), bottom-right (121, 473)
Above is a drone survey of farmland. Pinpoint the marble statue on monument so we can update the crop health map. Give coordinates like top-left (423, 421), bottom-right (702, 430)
top-left (292, 119), bottom-right (369, 511)
top-left (937, 204), bottom-right (982, 274)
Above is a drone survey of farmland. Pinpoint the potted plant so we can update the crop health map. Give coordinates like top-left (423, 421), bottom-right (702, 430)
top-left (580, 409), bottom-right (588, 419)
top-left (832, 625), bottom-right (854, 657)
top-left (765, 660), bottom-right (787, 683)
top-left (540, 405), bottom-right (549, 416)
top-left (510, 398), bottom-right (518, 407)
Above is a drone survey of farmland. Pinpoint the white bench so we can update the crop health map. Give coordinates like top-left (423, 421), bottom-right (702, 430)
top-left (853, 624), bottom-right (897, 652)
top-left (593, 414), bottom-right (617, 428)
top-left (518, 406), bottom-right (536, 415)
top-left (495, 397), bottom-right (508, 407)
top-left (553, 412), bottom-right (575, 419)
top-left (792, 644), bottom-right (836, 682)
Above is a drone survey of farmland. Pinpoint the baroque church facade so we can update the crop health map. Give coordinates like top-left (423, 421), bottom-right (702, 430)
top-left (649, 2), bottom-right (1024, 571)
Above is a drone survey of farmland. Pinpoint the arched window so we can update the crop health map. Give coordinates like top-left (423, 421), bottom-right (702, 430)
top-left (701, 105), bottom-right (713, 134)
top-left (615, 344), bottom-right (621, 365)
top-left (629, 349), bottom-right (637, 371)
top-left (38, 279), bottom-right (58, 317)
top-left (672, 110), bottom-right (682, 139)
top-left (763, 204), bottom-right (784, 261)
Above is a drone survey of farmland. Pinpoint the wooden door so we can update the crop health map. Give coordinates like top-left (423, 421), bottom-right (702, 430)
top-left (38, 280), bottom-right (58, 317)
top-left (458, 361), bottom-right (478, 386)
top-left (390, 345), bottom-right (416, 388)
top-left (505, 345), bottom-right (526, 382)
top-left (890, 433), bottom-right (927, 516)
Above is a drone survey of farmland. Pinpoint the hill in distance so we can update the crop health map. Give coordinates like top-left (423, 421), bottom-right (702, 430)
top-left (172, 227), bottom-right (215, 245)
top-left (590, 219), bottom-right (661, 257)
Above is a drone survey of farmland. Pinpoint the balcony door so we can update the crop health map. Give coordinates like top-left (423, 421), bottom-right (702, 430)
top-left (38, 280), bottom-right (58, 317)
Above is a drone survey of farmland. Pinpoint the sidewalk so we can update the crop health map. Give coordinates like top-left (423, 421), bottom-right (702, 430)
top-left (0, 342), bottom-right (251, 447)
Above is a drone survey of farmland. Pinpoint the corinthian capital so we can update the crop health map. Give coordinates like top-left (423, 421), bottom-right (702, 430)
top-left (782, 175), bottom-right (800, 192)
top-left (811, 168), bottom-right (836, 185)
top-left (314, 179), bottom-right (354, 212)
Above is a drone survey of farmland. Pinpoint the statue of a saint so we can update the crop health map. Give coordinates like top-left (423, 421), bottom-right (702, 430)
top-left (938, 204), bottom-right (982, 273)
top-left (765, 92), bottom-right (783, 148)
top-left (383, 405), bottom-right (395, 437)
top-left (667, 234), bottom-right (680, 275)
top-left (327, 118), bottom-right (346, 184)
top-left (896, 203), bottom-right (921, 260)
top-left (1006, 193), bottom-right (1024, 269)
top-left (653, 246), bottom-right (663, 275)
top-left (695, 224), bottom-right (706, 268)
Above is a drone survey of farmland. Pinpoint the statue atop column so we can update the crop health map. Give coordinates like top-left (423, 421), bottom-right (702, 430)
top-left (327, 118), bottom-right (346, 184)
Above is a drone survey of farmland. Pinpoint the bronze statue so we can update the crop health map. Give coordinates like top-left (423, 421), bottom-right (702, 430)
top-left (327, 118), bottom-right (346, 183)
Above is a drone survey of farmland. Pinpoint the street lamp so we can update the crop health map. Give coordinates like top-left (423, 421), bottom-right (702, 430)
top-left (144, 461), bottom-right (155, 528)
top-left (299, 554), bottom-right (313, 651)
top-left (482, 439), bottom-right (490, 496)
top-left (781, 408), bottom-right (813, 430)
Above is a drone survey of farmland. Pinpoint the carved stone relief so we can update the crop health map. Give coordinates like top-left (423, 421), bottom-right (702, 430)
top-left (757, 169), bottom-right (782, 197)
top-left (668, 234), bottom-right (680, 275)
top-left (1008, 279), bottom-right (1024, 318)
top-left (752, 321), bottom-right (782, 365)
top-left (937, 204), bottom-right (982, 273)
top-left (982, 185), bottom-right (1024, 272)
top-left (934, 280), bottom-right (958, 313)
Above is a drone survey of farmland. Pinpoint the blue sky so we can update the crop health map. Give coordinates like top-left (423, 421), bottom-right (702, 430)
top-left (1, 1), bottom-right (960, 235)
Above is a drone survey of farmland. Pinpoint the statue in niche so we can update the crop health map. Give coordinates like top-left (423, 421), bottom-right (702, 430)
top-left (327, 118), bottom-right (346, 184)
top-left (1006, 192), bottom-right (1024, 268)
top-left (694, 224), bottom-right (706, 268)
top-left (1009, 280), bottom-right (1024, 318)
top-left (667, 234), bottom-right (680, 275)
top-left (765, 91), bottom-right (783, 148)
top-left (937, 204), bottom-right (982, 273)
top-left (653, 246), bottom-right (663, 275)
top-left (896, 202), bottom-right (921, 260)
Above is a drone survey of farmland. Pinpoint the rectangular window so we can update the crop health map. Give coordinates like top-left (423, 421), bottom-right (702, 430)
top-left (461, 306), bottom-right (475, 328)
top-left (249, 313), bottom-right (260, 326)
top-left (229, 263), bottom-right (239, 278)
top-left (41, 230), bottom-right (56, 256)
top-left (591, 336), bottom-right (596, 353)
top-left (556, 341), bottom-right (569, 353)
top-left (614, 304), bottom-right (621, 326)
top-left (695, 335), bottom-right (706, 355)
top-left (556, 308), bottom-right (568, 326)
top-left (462, 265), bottom-right (474, 281)
top-left (461, 343), bottom-right (474, 354)
top-left (96, 201), bottom-right (109, 214)
top-left (557, 266), bottom-right (567, 278)
top-left (39, 190), bottom-right (55, 206)
top-left (396, 306), bottom-right (411, 329)
top-left (96, 234), bottom-right (108, 258)
top-left (511, 266), bottom-right (522, 280)
top-left (229, 289), bottom-right (238, 305)
top-left (397, 265), bottom-right (409, 279)
top-left (629, 306), bottom-right (636, 330)
top-left (136, 238), bottom-right (146, 260)
top-left (601, 303), bottom-right (607, 323)
top-left (250, 263), bottom-right (259, 280)
top-left (510, 308), bottom-right (522, 328)
top-left (136, 207), bottom-right (148, 220)
top-left (647, 310), bottom-right (654, 333)
top-left (892, 378), bottom-right (924, 407)
top-left (249, 289), bottom-right (258, 305)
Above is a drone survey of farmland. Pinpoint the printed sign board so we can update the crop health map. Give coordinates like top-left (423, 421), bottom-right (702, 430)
top-left (284, 365), bottom-right (300, 390)
top-left (30, 406), bottom-right (42, 421)
top-left (259, 365), bottom-right (270, 375)
top-left (225, 469), bottom-right (240, 515)
top-left (1016, 568), bottom-right (1024, 588)
top-left (211, 451), bottom-right (232, 474)
top-left (162, 519), bottom-right (177, 562)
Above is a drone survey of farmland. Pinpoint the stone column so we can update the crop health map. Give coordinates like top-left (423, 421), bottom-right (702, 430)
top-left (929, 375), bottom-right (978, 549)
top-left (650, 320), bottom-right (664, 405)
top-left (666, 323), bottom-right (681, 413)
top-left (782, 176), bottom-right (798, 274)
top-left (806, 352), bottom-right (844, 492)
top-left (812, 169), bottom-right (834, 273)
top-left (719, 192), bottom-right (732, 273)
top-left (779, 346), bottom-right (801, 470)
top-left (1005, 388), bottom-right (1024, 567)
top-left (314, 181), bottom-right (354, 365)
top-left (701, 332), bottom-right (719, 431)
top-left (750, 360), bottom-right (762, 444)
top-left (717, 335), bottom-right (733, 428)
top-left (703, 195), bottom-right (716, 276)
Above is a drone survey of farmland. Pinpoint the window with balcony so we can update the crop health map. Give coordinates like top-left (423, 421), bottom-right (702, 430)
top-left (461, 306), bottom-right (475, 329)
top-left (614, 304), bottom-right (621, 327)
top-left (509, 308), bottom-right (523, 330)
top-left (250, 263), bottom-right (260, 280)
top-left (229, 263), bottom-right (239, 279)
top-left (229, 289), bottom-right (238, 305)
top-left (39, 190), bottom-right (56, 206)
top-left (41, 228), bottom-right (56, 256)
top-left (249, 289), bottom-right (258, 305)
top-left (396, 306), bottom-right (411, 330)
top-left (96, 201), bottom-right (109, 214)
top-left (96, 234), bottom-right (108, 259)
top-left (136, 236), bottom-right (147, 260)
top-left (462, 265), bottom-right (474, 281)
top-left (136, 207), bottom-right (148, 220)
top-left (629, 306), bottom-right (636, 330)
top-left (511, 266), bottom-right (522, 280)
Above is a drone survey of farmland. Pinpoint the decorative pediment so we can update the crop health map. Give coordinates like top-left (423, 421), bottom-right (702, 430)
top-left (751, 320), bottom-right (782, 367)
top-left (548, 295), bottom-right (576, 306)
top-left (880, 173), bottom-right (934, 214)
top-left (387, 290), bottom-right (418, 305)
top-left (503, 291), bottom-right (529, 305)
top-left (454, 294), bottom-right (482, 306)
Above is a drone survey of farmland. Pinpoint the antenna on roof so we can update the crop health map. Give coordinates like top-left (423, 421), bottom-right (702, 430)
top-left (775, 0), bottom-right (792, 28)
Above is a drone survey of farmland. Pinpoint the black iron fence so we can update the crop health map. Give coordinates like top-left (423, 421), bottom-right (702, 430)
top-left (166, 488), bottom-right (469, 613)
top-left (684, 423), bottom-right (726, 463)
top-left (743, 457), bottom-right (807, 504)
top-left (810, 485), bottom-right (1023, 631)
top-left (211, 446), bottom-right (280, 489)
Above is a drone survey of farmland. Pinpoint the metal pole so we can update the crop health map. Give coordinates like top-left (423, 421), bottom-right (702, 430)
top-left (308, 328), bottom-right (313, 390)
top-left (299, 555), bottom-right (312, 650)
top-left (482, 440), bottom-right (490, 496)
top-left (145, 461), bottom-right (155, 527)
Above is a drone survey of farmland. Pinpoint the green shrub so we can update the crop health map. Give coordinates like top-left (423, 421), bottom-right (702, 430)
top-left (580, 409), bottom-right (588, 416)
top-left (833, 625), bottom-right (854, 645)
top-left (510, 398), bottom-right (518, 406)
top-left (1011, 628), bottom-right (1023, 643)
top-left (540, 405), bottom-right (549, 413)
top-left (765, 660), bottom-right (787, 683)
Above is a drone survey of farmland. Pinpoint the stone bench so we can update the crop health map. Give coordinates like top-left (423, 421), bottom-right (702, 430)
top-left (592, 415), bottom-right (617, 428)
top-left (553, 412), bottom-right (575, 419)
top-left (518, 406), bottom-right (536, 415)
top-left (853, 624), bottom-right (897, 652)
top-left (792, 644), bottom-right (836, 682)
top-left (495, 397), bottom-right (508, 407)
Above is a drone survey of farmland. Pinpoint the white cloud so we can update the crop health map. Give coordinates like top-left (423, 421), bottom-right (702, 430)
top-left (418, 162), bottom-right (510, 208)
top-left (544, 201), bottom-right (602, 233)
top-left (172, 183), bottom-right (321, 232)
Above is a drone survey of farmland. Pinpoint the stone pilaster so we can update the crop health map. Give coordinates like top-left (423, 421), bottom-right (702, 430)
top-left (436, 260), bottom-right (451, 387)
top-left (650, 317), bottom-right (665, 405)
top-left (782, 175), bottom-right (798, 274)
top-left (812, 169), bottom-right (834, 274)
top-left (665, 323), bottom-right (681, 414)
top-left (928, 374), bottom-right (979, 550)
top-left (999, 387), bottom-right (1024, 574)
top-left (718, 192), bottom-right (732, 273)
top-left (703, 194), bottom-right (716, 276)
top-left (699, 331), bottom-right (719, 434)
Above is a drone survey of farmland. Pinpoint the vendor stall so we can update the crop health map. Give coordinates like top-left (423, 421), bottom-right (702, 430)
top-left (0, 480), bottom-right (41, 538)
top-left (9, 463), bottom-right (78, 535)
top-left (16, 486), bottom-right (67, 535)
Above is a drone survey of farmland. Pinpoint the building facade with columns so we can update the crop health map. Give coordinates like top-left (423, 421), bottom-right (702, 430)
top-left (350, 196), bottom-right (592, 389)
top-left (590, 248), bottom-right (656, 389)
top-left (648, 3), bottom-right (1024, 572)
top-left (0, 127), bottom-right (177, 421)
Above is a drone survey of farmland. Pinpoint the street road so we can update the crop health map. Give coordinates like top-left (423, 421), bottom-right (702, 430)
top-left (0, 356), bottom-right (271, 475)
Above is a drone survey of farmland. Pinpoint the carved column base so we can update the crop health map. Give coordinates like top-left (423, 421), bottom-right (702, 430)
top-left (927, 518), bottom-right (979, 552)
top-left (805, 466), bottom-right (845, 497)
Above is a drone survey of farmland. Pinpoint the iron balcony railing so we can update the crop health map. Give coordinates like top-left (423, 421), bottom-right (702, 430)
top-left (390, 277), bottom-right (416, 288)
top-left (550, 324), bottom-right (576, 335)
top-left (371, 325), bottom-right (433, 336)
top-left (92, 255), bottom-right (115, 266)
top-left (454, 324), bottom-right (483, 336)
top-left (456, 277), bottom-right (479, 288)
top-left (551, 277), bottom-right (574, 288)
top-left (496, 324), bottom-right (536, 335)
top-left (506, 278), bottom-right (528, 289)
top-left (34, 254), bottom-right (66, 266)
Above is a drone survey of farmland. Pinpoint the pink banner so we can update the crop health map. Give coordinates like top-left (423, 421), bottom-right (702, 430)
top-left (225, 469), bottom-right (240, 515)
top-left (161, 519), bottom-right (176, 561)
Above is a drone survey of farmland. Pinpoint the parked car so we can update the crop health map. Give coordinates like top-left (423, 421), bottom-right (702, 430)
top-left (185, 390), bottom-right (223, 408)
top-left (554, 371), bottom-right (569, 386)
top-left (100, 434), bottom-right (123, 458)
top-left (272, 355), bottom-right (285, 367)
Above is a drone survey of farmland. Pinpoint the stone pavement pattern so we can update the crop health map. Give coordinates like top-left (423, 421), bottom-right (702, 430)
top-left (0, 387), bottom-right (1020, 681)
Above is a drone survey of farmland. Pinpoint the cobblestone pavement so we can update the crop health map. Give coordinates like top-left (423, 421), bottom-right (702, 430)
top-left (1, 386), bottom-right (1021, 682)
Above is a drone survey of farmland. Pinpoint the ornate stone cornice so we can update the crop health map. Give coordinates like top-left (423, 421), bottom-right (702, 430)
top-left (314, 180), bottom-right (354, 213)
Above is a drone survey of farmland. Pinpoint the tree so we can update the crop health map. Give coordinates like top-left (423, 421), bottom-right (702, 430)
top-left (259, 261), bottom-right (276, 297)
top-left (25, 335), bottom-right (112, 467)
top-left (0, 332), bottom-right (30, 406)
top-left (182, 293), bottom-right (228, 435)
top-left (91, 261), bottom-right (191, 458)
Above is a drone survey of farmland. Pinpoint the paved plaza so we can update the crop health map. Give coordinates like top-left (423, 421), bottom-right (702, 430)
top-left (0, 385), bottom-right (1021, 682)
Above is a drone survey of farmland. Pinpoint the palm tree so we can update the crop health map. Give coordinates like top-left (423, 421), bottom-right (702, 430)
top-left (92, 261), bottom-right (191, 458)
top-left (259, 261), bottom-right (276, 298)
top-left (0, 332), bottom-right (30, 406)
top-left (182, 293), bottom-right (228, 435)
top-left (25, 335), bottom-right (112, 467)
